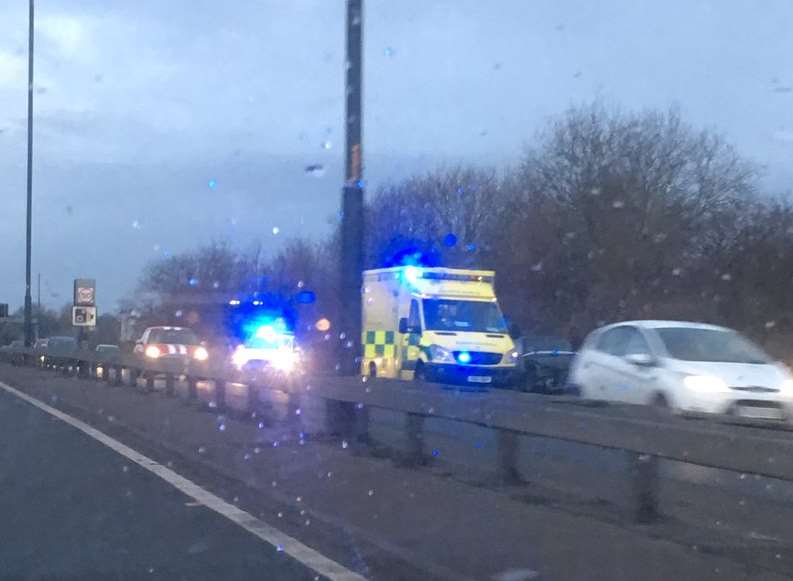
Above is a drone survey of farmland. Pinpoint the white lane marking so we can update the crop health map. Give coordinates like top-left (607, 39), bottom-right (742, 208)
top-left (0, 381), bottom-right (366, 581)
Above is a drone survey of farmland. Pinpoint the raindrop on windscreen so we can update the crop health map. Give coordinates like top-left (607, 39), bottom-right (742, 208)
top-left (765, 321), bottom-right (776, 329)
top-left (612, 200), bottom-right (625, 209)
top-left (342, 440), bottom-right (349, 449)
top-left (721, 273), bottom-right (732, 281)
top-left (672, 268), bottom-right (682, 276)
top-left (197, 446), bottom-right (206, 454)
top-left (277, 512), bottom-right (283, 518)
top-left (383, 46), bottom-right (396, 57)
top-left (272, 226), bottom-right (280, 235)
top-left (208, 179), bottom-right (217, 190)
top-left (368, 489), bottom-right (374, 496)
top-left (305, 164), bottom-right (325, 177)
top-left (131, 219), bottom-right (141, 229)
top-left (322, 140), bottom-right (333, 150)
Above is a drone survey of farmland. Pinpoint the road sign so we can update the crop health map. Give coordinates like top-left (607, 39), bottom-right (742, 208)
top-left (72, 306), bottom-right (97, 327)
top-left (73, 279), bottom-right (96, 307)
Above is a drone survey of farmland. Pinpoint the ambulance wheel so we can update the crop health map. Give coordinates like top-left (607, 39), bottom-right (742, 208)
top-left (368, 362), bottom-right (377, 378)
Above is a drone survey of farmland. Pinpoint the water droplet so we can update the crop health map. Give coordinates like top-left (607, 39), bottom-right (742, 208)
top-left (327, 471), bottom-right (333, 478)
top-left (530, 261), bottom-right (543, 272)
top-left (212, 281), bottom-right (220, 289)
top-left (131, 219), bottom-right (141, 229)
top-left (322, 140), bottom-right (333, 150)
top-left (175, 309), bottom-right (183, 318)
top-left (305, 519), bottom-right (311, 526)
top-left (198, 446), bottom-right (206, 454)
top-left (243, 453), bottom-right (252, 460)
top-left (765, 320), bottom-right (776, 329)
top-left (208, 179), bottom-right (217, 190)
top-left (672, 268), bottom-right (682, 276)
top-left (122, 465), bottom-right (129, 473)
top-left (297, 280), bottom-right (305, 288)
top-left (295, 408), bottom-right (302, 415)
top-left (296, 496), bottom-right (302, 503)
top-left (272, 226), bottom-right (280, 235)
top-left (721, 273), bottom-right (732, 281)
top-left (188, 277), bottom-right (199, 287)
top-left (148, 567), bottom-right (155, 574)
top-left (361, 376), bottom-right (368, 383)
top-left (368, 489), bottom-right (374, 496)
top-left (356, 402), bottom-right (364, 409)
top-left (612, 200), bottom-right (625, 209)
top-left (305, 164), bottom-right (325, 177)
top-left (254, 447), bottom-right (261, 454)
top-left (277, 544), bottom-right (284, 552)
top-left (233, 496), bottom-right (239, 504)
top-left (257, 421), bottom-right (264, 429)
top-left (218, 423), bottom-right (226, 432)
top-left (273, 441), bottom-right (279, 448)
top-left (342, 440), bottom-right (349, 449)
top-left (383, 46), bottom-right (396, 57)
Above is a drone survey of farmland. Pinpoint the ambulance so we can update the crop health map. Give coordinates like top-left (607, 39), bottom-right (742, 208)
top-left (361, 266), bottom-right (519, 386)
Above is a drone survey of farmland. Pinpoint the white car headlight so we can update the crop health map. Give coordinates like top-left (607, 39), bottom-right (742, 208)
top-left (273, 349), bottom-right (297, 372)
top-left (779, 379), bottom-right (793, 396)
top-left (429, 344), bottom-right (455, 364)
top-left (193, 346), bottom-right (209, 361)
top-left (683, 375), bottom-right (729, 393)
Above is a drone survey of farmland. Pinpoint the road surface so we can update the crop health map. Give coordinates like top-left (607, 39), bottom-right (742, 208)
top-left (0, 385), bottom-right (330, 581)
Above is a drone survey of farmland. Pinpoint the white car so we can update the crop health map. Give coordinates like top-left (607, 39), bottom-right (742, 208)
top-left (568, 320), bottom-right (793, 419)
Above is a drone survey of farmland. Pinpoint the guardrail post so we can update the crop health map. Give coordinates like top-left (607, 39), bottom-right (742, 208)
top-left (246, 382), bottom-right (259, 414)
top-left (403, 413), bottom-right (425, 466)
top-left (325, 400), bottom-right (354, 437)
top-left (630, 452), bottom-right (660, 523)
top-left (165, 373), bottom-right (175, 397)
top-left (214, 379), bottom-right (226, 411)
top-left (187, 376), bottom-right (198, 401)
top-left (496, 430), bottom-right (521, 485)
top-left (353, 403), bottom-right (369, 452)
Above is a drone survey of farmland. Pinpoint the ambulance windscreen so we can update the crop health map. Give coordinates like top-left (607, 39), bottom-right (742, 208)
top-left (422, 299), bottom-right (508, 333)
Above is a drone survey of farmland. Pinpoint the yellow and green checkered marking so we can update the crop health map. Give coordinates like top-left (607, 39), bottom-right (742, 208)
top-left (363, 330), bottom-right (396, 359)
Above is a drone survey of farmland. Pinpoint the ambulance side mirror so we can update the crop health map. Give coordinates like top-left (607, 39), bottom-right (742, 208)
top-left (399, 317), bottom-right (409, 334)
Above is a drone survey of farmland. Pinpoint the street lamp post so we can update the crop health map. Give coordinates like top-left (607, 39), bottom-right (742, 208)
top-left (23, 0), bottom-right (35, 347)
top-left (338, 0), bottom-right (364, 374)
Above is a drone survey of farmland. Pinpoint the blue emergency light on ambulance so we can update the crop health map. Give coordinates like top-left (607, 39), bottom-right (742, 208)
top-left (361, 266), bottom-right (519, 386)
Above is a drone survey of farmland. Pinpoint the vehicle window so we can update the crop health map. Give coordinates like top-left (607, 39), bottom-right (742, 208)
top-left (422, 299), bottom-right (507, 333)
top-left (595, 327), bottom-right (630, 356)
top-left (148, 329), bottom-right (199, 345)
top-left (656, 328), bottom-right (770, 364)
top-left (408, 299), bottom-right (421, 331)
top-left (622, 328), bottom-right (651, 356)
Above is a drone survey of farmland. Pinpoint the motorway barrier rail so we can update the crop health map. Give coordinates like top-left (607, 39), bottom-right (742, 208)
top-left (2, 345), bottom-right (793, 524)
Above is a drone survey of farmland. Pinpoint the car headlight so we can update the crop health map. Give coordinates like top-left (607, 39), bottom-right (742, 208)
top-left (779, 379), bottom-right (793, 396)
top-left (232, 347), bottom-right (248, 368)
top-left (273, 350), bottom-right (297, 372)
top-left (145, 345), bottom-right (161, 359)
top-left (429, 344), bottom-right (455, 364)
top-left (193, 346), bottom-right (209, 361)
top-left (507, 349), bottom-right (519, 363)
top-left (683, 375), bottom-right (729, 393)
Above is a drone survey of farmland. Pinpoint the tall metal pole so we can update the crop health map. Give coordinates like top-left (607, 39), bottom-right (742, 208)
top-left (23, 0), bottom-right (34, 347)
top-left (339, 0), bottom-right (364, 374)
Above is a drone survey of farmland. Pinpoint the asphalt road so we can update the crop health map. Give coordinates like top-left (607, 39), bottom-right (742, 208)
top-left (0, 386), bottom-right (322, 581)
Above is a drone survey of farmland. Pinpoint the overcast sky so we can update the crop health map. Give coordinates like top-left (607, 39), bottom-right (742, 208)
top-left (1, 0), bottom-right (792, 312)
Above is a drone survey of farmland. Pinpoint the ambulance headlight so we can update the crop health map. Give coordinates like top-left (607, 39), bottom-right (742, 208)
top-left (429, 344), bottom-right (454, 364)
